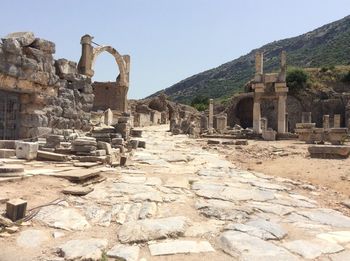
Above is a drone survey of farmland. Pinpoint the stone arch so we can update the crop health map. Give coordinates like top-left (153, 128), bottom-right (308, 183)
top-left (226, 93), bottom-right (254, 128)
top-left (91, 46), bottom-right (129, 86)
top-left (235, 97), bottom-right (254, 128)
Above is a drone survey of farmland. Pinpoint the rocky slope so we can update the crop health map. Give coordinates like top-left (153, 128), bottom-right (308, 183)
top-left (150, 15), bottom-right (350, 104)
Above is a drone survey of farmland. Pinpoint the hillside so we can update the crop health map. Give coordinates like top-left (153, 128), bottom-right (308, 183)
top-left (150, 15), bottom-right (350, 104)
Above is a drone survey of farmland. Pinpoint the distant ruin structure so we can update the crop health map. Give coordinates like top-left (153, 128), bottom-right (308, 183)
top-left (78, 34), bottom-right (130, 113)
top-left (251, 51), bottom-right (288, 134)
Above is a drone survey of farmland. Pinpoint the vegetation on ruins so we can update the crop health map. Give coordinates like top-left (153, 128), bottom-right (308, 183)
top-left (342, 71), bottom-right (350, 83)
top-left (286, 68), bottom-right (309, 92)
top-left (150, 15), bottom-right (350, 104)
top-left (190, 95), bottom-right (209, 111)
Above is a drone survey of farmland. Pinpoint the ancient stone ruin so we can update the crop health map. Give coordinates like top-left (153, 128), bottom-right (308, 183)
top-left (0, 31), bottom-right (350, 261)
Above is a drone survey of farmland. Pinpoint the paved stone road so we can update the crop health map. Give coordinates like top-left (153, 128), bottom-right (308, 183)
top-left (5, 125), bottom-right (350, 260)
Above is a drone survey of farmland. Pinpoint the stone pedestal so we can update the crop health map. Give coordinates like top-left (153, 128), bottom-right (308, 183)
top-left (262, 130), bottom-right (276, 141)
top-left (323, 115), bottom-right (330, 129)
top-left (6, 198), bottom-right (27, 222)
top-left (334, 114), bottom-right (341, 128)
top-left (200, 114), bottom-right (208, 132)
top-left (277, 95), bottom-right (287, 133)
top-left (208, 99), bottom-right (214, 134)
top-left (260, 117), bottom-right (268, 131)
top-left (326, 128), bottom-right (348, 145)
top-left (302, 112), bottom-right (312, 123)
top-left (215, 115), bottom-right (227, 133)
top-left (15, 141), bottom-right (39, 160)
top-left (253, 100), bottom-right (261, 134)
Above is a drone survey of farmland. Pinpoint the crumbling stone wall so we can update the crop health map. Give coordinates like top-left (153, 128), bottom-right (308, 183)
top-left (0, 32), bottom-right (94, 139)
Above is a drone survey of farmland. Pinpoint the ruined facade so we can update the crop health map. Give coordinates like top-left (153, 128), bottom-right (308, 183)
top-left (77, 34), bottom-right (130, 113)
top-left (0, 32), bottom-right (94, 140)
top-left (251, 51), bottom-right (288, 134)
top-left (0, 32), bottom-right (132, 140)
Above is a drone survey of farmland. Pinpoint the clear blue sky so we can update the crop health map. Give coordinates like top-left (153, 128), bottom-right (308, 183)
top-left (1, 1), bottom-right (349, 99)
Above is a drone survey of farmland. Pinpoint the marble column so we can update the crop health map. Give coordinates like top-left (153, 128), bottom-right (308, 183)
top-left (334, 114), bottom-right (341, 128)
top-left (323, 115), bottom-right (330, 129)
top-left (277, 95), bottom-right (287, 133)
top-left (208, 99), bottom-right (214, 134)
top-left (253, 96), bottom-right (261, 134)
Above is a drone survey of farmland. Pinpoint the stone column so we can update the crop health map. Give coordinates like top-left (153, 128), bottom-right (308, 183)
top-left (334, 114), bottom-right (341, 128)
top-left (77, 34), bottom-right (94, 77)
top-left (253, 96), bottom-right (261, 134)
top-left (285, 113), bottom-right (289, 132)
top-left (277, 95), bottom-right (287, 133)
top-left (260, 117), bottom-right (268, 131)
top-left (279, 51), bottom-right (287, 82)
top-left (301, 112), bottom-right (312, 123)
top-left (208, 99), bottom-right (214, 134)
top-left (254, 52), bottom-right (263, 82)
top-left (323, 115), bottom-right (330, 129)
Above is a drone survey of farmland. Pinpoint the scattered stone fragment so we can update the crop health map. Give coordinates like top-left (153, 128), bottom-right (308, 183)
top-left (107, 244), bottom-right (140, 261)
top-left (53, 231), bottom-right (65, 238)
top-left (37, 150), bottom-right (69, 162)
top-left (73, 162), bottom-right (101, 168)
top-left (207, 140), bottom-right (220, 145)
top-left (148, 240), bottom-right (215, 256)
top-left (0, 215), bottom-right (13, 227)
top-left (58, 239), bottom-right (108, 261)
top-left (16, 229), bottom-right (48, 248)
top-left (62, 186), bottom-right (93, 196)
top-left (5, 226), bottom-right (19, 234)
top-left (118, 216), bottom-right (189, 243)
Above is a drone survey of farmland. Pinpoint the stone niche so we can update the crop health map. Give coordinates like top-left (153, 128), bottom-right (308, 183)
top-left (92, 81), bottom-right (128, 112)
top-left (0, 32), bottom-right (94, 140)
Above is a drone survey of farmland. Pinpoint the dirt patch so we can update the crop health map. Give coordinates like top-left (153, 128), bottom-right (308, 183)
top-left (202, 139), bottom-right (350, 216)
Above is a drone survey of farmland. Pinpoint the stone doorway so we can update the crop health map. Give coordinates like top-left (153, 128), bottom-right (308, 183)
top-left (0, 90), bottom-right (20, 140)
top-left (235, 97), bottom-right (253, 128)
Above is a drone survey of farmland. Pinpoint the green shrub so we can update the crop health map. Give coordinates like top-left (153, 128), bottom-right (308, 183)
top-left (286, 68), bottom-right (309, 92)
top-left (191, 96), bottom-right (209, 111)
top-left (342, 71), bottom-right (350, 83)
top-left (320, 65), bottom-right (335, 73)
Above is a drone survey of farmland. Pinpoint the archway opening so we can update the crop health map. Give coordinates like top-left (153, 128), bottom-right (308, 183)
top-left (235, 97), bottom-right (253, 128)
top-left (92, 52), bottom-right (123, 111)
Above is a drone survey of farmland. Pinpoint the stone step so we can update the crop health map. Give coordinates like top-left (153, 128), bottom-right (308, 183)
top-left (0, 149), bottom-right (16, 158)
top-left (37, 150), bottom-right (70, 161)
top-left (0, 165), bottom-right (24, 173)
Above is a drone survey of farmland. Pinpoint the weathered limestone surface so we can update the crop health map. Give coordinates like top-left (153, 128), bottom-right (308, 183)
top-left (3, 125), bottom-right (350, 261)
top-left (0, 32), bottom-right (94, 139)
top-left (118, 216), bottom-right (189, 243)
top-left (58, 239), bottom-right (108, 261)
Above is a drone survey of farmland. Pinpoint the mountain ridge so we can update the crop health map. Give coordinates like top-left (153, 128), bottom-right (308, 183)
top-left (149, 15), bottom-right (350, 104)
